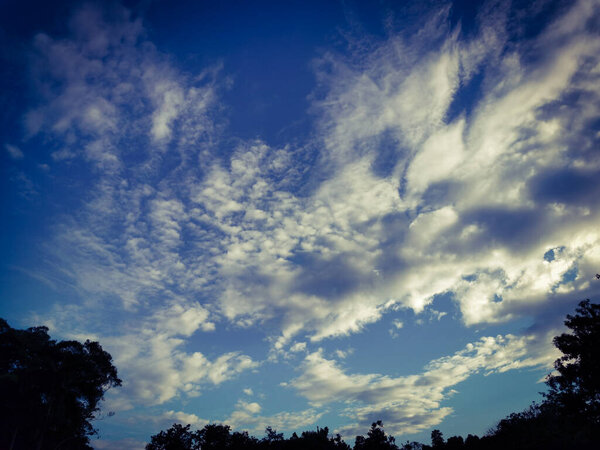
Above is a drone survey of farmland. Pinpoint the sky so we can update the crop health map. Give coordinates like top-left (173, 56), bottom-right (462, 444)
top-left (1, 0), bottom-right (600, 448)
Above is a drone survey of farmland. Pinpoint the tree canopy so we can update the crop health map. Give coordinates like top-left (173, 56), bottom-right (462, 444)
top-left (146, 424), bottom-right (351, 450)
top-left (354, 421), bottom-right (398, 450)
top-left (545, 299), bottom-right (600, 424)
top-left (0, 318), bottom-right (121, 450)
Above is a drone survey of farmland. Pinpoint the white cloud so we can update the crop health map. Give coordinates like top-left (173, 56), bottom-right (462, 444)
top-left (148, 79), bottom-right (184, 141)
top-left (335, 349), bottom-right (353, 359)
top-left (40, 300), bottom-right (254, 409)
top-left (104, 334), bottom-right (257, 408)
top-left (389, 319), bottom-right (404, 338)
top-left (133, 401), bottom-right (322, 438)
top-left (125, 409), bottom-right (211, 436)
top-left (226, 399), bottom-right (324, 434)
top-left (160, 410), bottom-right (209, 427)
top-left (115, 334), bottom-right (257, 405)
top-left (290, 342), bottom-right (307, 353)
top-left (153, 302), bottom-right (215, 336)
top-left (288, 332), bottom-right (558, 436)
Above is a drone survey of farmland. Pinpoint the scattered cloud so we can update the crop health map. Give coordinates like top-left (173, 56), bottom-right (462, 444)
top-left (40, 300), bottom-right (255, 409)
top-left (131, 402), bottom-right (323, 439)
top-left (389, 319), bottom-right (404, 338)
top-left (159, 410), bottom-right (209, 428)
top-left (103, 333), bottom-right (257, 408)
top-left (288, 331), bottom-right (559, 436)
top-left (335, 349), bottom-right (353, 359)
top-left (392, 320), bottom-right (404, 329)
top-left (290, 342), bottom-right (307, 353)
top-left (226, 400), bottom-right (325, 434)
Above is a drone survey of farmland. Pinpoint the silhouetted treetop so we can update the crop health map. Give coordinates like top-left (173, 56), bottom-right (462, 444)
top-left (430, 430), bottom-right (444, 448)
top-left (146, 424), bottom-right (350, 450)
top-left (545, 299), bottom-right (600, 424)
top-left (0, 318), bottom-right (121, 450)
top-left (146, 423), bottom-right (199, 450)
top-left (354, 421), bottom-right (398, 450)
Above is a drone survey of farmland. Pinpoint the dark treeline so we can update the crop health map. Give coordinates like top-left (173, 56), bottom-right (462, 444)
top-left (146, 423), bottom-right (352, 450)
top-left (1, 300), bottom-right (598, 449)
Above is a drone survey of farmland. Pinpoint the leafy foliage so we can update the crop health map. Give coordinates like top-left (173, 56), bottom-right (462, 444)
top-left (545, 299), bottom-right (600, 423)
top-left (146, 423), bottom-right (199, 450)
top-left (430, 430), bottom-right (444, 448)
top-left (0, 318), bottom-right (121, 450)
top-left (354, 421), bottom-right (398, 450)
top-left (147, 424), bottom-right (350, 450)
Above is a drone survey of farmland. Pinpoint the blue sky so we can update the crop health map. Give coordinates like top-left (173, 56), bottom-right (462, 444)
top-left (2, 0), bottom-right (600, 448)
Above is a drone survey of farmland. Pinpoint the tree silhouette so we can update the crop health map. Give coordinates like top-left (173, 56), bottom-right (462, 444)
top-left (198, 424), bottom-right (235, 450)
top-left (300, 427), bottom-right (350, 450)
top-left (147, 424), bottom-right (351, 450)
top-left (230, 429), bottom-right (260, 449)
top-left (544, 299), bottom-right (600, 424)
top-left (463, 434), bottom-right (479, 449)
top-left (261, 426), bottom-right (285, 449)
top-left (354, 421), bottom-right (398, 450)
top-left (283, 427), bottom-right (351, 450)
top-left (430, 430), bottom-right (444, 448)
top-left (475, 299), bottom-right (600, 449)
top-left (445, 436), bottom-right (463, 450)
top-left (146, 423), bottom-right (199, 450)
top-left (0, 318), bottom-right (121, 450)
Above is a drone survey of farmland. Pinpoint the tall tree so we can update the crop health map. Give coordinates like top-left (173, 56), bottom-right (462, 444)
top-left (544, 299), bottom-right (600, 424)
top-left (354, 421), bottom-right (398, 450)
top-left (430, 430), bottom-right (444, 448)
top-left (0, 318), bottom-right (121, 450)
top-left (483, 299), bottom-right (600, 449)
